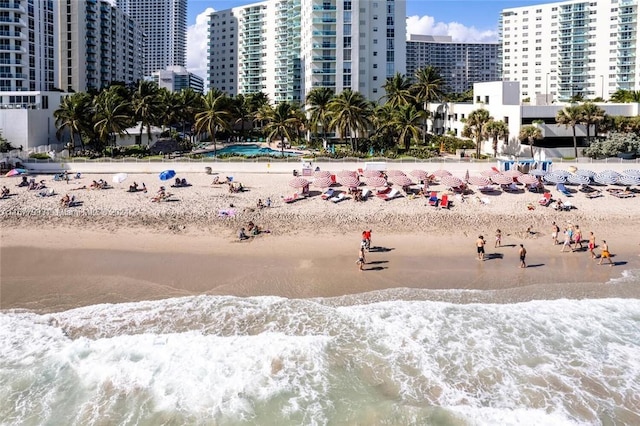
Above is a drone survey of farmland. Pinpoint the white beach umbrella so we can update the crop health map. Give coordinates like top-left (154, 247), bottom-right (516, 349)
top-left (529, 169), bottom-right (548, 177)
top-left (623, 169), bottom-right (640, 177)
top-left (575, 169), bottom-right (596, 178)
top-left (112, 173), bottom-right (128, 184)
top-left (594, 173), bottom-right (617, 185)
top-left (617, 175), bottom-right (640, 186)
top-left (550, 169), bottom-right (571, 178)
top-left (567, 174), bottom-right (590, 185)
top-left (600, 169), bottom-right (621, 177)
top-left (517, 174), bottom-right (539, 185)
top-left (544, 174), bottom-right (566, 184)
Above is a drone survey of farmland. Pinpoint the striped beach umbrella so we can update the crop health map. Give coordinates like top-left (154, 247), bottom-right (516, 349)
top-left (386, 169), bottom-right (406, 177)
top-left (517, 174), bottom-right (539, 185)
top-left (390, 175), bottom-right (413, 187)
top-left (338, 175), bottom-right (360, 188)
top-left (503, 169), bottom-right (523, 178)
top-left (617, 175), bottom-right (640, 186)
top-left (410, 169), bottom-right (429, 181)
top-left (432, 169), bottom-right (452, 178)
top-left (441, 175), bottom-right (464, 188)
top-left (468, 176), bottom-right (490, 186)
top-left (543, 173), bottom-right (566, 184)
top-left (594, 173), bottom-right (618, 185)
top-left (312, 176), bottom-right (333, 188)
top-left (481, 169), bottom-right (500, 178)
top-left (313, 170), bottom-right (332, 179)
top-left (575, 169), bottom-right (596, 178)
top-left (567, 174), bottom-right (590, 185)
top-left (365, 176), bottom-right (388, 188)
top-left (288, 177), bottom-right (310, 188)
top-left (529, 169), bottom-right (548, 177)
top-left (600, 169), bottom-right (621, 177)
top-left (623, 169), bottom-right (640, 177)
top-left (551, 169), bottom-right (571, 178)
top-left (491, 174), bottom-right (514, 185)
top-left (363, 169), bottom-right (382, 178)
top-left (337, 170), bottom-right (357, 178)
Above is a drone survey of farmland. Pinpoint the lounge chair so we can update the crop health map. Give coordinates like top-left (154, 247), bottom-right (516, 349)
top-left (321, 188), bottom-right (335, 200)
top-left (283, 193), bottom-right (299, 203)
top-left (556, 183), bottom-right (572, 196)
top-left (584, 191), bottom-right (603, 199)
top-left (609, 189), bottom-right (635, 198)
top-left (579, 184), bottom-right (598, 193)
top-left (502, 183), bottom-right (520, 193)
top-left (376, 186), bottom-right (391, 196)
top-left (440, 193), bottom-right (450, 209)
top-left (428, 191), bottom-right (438, 206)
top-left (378, 188), bottom-right (400, 201)
top-left (479, 185), bottom-right (498, 194)
top-left (538, 192), bottom-right (552, 206)
top-left (330, 192), bottom-right (347, 203)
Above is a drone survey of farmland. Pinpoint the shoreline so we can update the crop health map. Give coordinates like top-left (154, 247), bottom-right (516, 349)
top-left (2, 226), bottom-right (639, 313)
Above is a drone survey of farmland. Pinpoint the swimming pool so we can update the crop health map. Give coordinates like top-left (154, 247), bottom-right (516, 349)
top-left (206, 144), bottom-right (301, 157)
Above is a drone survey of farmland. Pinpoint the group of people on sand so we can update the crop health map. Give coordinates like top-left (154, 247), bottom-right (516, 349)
top-left (238, 221), bottom-right (269, 240)
top-left (59, 194), bottom-right (75, 208)
top-left (256, 198), bottom-right (271, 209)
top-left (477, 234), bottom-right (527, 268)
top-left (128, 181), bottom-right (147, 193)
top-left (553, 221), bottom-right (613, 266)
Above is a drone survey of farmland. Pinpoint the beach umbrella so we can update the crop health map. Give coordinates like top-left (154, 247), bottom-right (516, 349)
top-left (432, 169), bottom-right (452, 178)
top-left (312, 176), bottom-right (333, 188)
top-left (159, 170), bottom-right (176, 181)
top-left (529, 169), bottom-right (548, 177)
top-left (386, 169), bottom-right (406, 177)
top-left (410, 169), bottom-right (429, 181)
top-left (337, 170), bottom-right (357, 178)
top-left (363, 169), bottom-right (382, 178)
top-left (338, 175), bottom-right (360, 188)
top-left (567, 174), bottom-right (590, 185)
top-left (503, 169), bottom-right (523, 178)
top-left (617, 175), bottom-right (640, 186)
top-left (112, 172), bottom-right (128, 184)
top-left (551, 169), bottom-right (571, 177)
top-left (5, 168), bottom-right (27, 177)
top-left (313, 170), bottom-right (332, 179)
top-left (480, 169), bottom-right (499, 177)
top-left (623, 169), bottom-right (640, 177)
top-left (468, 176), bottom-right (490, 186)
top-left (365, 176), bottom-right (387, 188)
top-left (491, 174), bottom-right (514, 185)
top-left (517, 174), bottom-right (539, 185)
top-left (600, 169), bottom-right (621, 177)
top-left (289, 177), bottom-right (310, 188)
top-left (390, 175), bottom-right (413, 187)
top-left (441, 175), bottom-right (464, 188)
top-left (575, 169), bottom-right (596, 178)
top-left (543, 173), bottom-right (566, 184)
top-left (594, 173), bottom-right (617, 185)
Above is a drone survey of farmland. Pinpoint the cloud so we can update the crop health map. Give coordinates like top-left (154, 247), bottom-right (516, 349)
top-left (187, 8), bottom-right (215, 88)
top-left (407, 15), bottom-right (498, 43)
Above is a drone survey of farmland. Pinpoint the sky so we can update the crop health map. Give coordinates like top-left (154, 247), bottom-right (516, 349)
top-left (186, 0), bottom-right (543, 82)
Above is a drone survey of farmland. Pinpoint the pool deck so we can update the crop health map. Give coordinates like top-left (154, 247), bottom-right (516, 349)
top-left (195, 141), bottom-right (308, 157)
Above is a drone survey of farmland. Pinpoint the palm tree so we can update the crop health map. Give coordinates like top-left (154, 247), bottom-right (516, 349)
top-left (579, 102), bottom-right (606, 143)
top-left (174, 88), bottom-right (202, 139)
top-left (194, 89), bottom-right (232, 156)
top-left (328, 89), bottom-right (372, 152)
top-left (462, 108), bottom-right (493, 158)
top-left (305, 87), bottom-right (335, 147)
top-left (382, 72), bottom-right (414, 108)
top-left (556, 105), bottom-right (583, 158)
top-left (156, 88), bottom-right (179, 130)
top-left (518, 125), bottom-right (543, 158)
top-left (132, 80), bottom-right (161, 145)
top-left (54, 92), bottom-right (93, 152)
top-left (610, 89), bottom-right (640, 103)
top-left (389, 104), bottom-right (425, 151)
top-left (484, 119), bottom-right (509, 157)
top-left (261, 102), bottom-right (303, 156)
top-left (411, 66), bottom-right (445, 144)
top-left (93, 87), bottom-right (132, 151)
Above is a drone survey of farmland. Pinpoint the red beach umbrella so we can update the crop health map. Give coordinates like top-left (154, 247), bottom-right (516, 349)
top-left (338, 175), bottom-right (360, 188)
top-left (337, 170), bottom-right (357, 178)
top-left (312, 176), bottom-right (333, 188)
top-left (363, 169), bottom-right (382, 178)
top-left (390, 175), bottom-right (413, 187)
top-left (440, 175), bottom-right (464, 188)
top-left (289, 177), bottom-right (310, 188)
top-left (468, 176), bottom-right (490, 186)
top-left (313, 170), bottom-right (332, 179)
top-left (365, 176), bottom-right (388, 188)
top-left (410, 170), bottom-right (429, 181)
top-left (386, 169), bottom-right (406, 177)
top-left (517, 174), bottom-right (539, 185)
top-left (481, 169), bottom-right (499, 178)
top-left (490, 174), bottom-right (513, 185)
top-left (432, 169), bottom-right (452, 178)
top-left (503, 169), bottom-right (523, 178)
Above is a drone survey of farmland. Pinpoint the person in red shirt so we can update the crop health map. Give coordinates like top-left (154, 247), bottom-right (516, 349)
top-left (362, 229), bottom-right (372, 251)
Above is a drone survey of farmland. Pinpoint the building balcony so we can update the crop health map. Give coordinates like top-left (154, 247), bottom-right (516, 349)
top-left (0, 72), bottom-right (27, 79)
top-left (0, 44), bottom-right (25, 53)
top-left (312, 5), bottom-right (336, 10)
top-left (312, 30), bottom-right (336, 36)
top-left (312, 55), bottom-right (336, 61)
top-left (0, 2), bottom-right (25, 13)
top-left (312, 43), bottom-right (337, 49)
top-left (312, 68), bottom-right (336, 74)
top-left (0, 30), bottom-right (23, 38)
top-left (312, 18), bottom-right (336, 24)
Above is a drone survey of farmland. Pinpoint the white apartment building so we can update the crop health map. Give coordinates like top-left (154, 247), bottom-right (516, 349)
top-left (57, 0), bottom-right (144, 92)
top-left (406, 35), bottom-right (499, 94)
top-left (148, 66), bottom-right (204, 93)
top-left (499, 0), bottom-right (639, 103)
top-left (207, 0), bottom-right (406, 104)
top-left (116, 0), bottom-right (187, 76)
top-left (0, 0), bottom-right (57, 92)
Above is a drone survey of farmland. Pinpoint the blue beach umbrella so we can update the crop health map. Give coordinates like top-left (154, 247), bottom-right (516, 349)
top-left (618, 175), bottom-right (640, 186)
top-left (623, 169), bottom-right (640, 177)
top-left (567, 174), bottom-right (590, 185)
top-left (529, 169), bottom-right (547, 177)
top-left (159, 170), bottom-right (176, 181)
top-left (594, 173), bottom-right (618, 185)
top-left (5, 168), bottom-right (27, 177)
top-left (575, 169), bottom-right (596, 178)
top-left (543, 173), bottom-right (566, 184)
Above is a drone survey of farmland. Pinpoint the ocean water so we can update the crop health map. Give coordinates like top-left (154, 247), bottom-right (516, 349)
top-left (1, 281), bottom-right (640, 425)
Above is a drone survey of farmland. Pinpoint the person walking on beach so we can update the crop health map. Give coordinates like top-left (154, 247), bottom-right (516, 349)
top-left (588, 232), bottom-right (597, 260)
top-left (476, 235), bottom-right (486, 261)
top-left (598, 240), bottom-right (614, 266)
top-left (572, 225), bottom-right (583, 251)
top-left (519, 244), bottom-right (527, 268)
top-left (551, 222), bottom-right (560, 245)
top-left (560, 228), bottom-right (572, 252)
top-left (495, 229), bottom-right (502, 248)
top-left (362, 229), bottom-right (372, 251)
top-left (356, 244), bottom-right (366, 270)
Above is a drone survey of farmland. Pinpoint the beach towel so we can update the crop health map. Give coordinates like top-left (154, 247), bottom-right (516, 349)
top-left (218, 208), bottom-right (236, 217)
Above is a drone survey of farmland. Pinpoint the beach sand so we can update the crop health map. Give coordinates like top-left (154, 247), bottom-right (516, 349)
top-left (2, 170), bottom-right (640, 312)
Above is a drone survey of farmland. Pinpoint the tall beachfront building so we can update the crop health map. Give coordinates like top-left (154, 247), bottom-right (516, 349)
top-left (117, 0), bottom-right (187, 76)
top-left (406, 35), bottom-right (499, 94)
top-left (149, 66), bottom-right (204, 93)
top-left (0, 0), bottom-right (57, 92)
top-left (499, 0), bottom-right (639, 103)
top-left (207, 0), bottom-right (406, 104)
top-left (57, 0), bottom-right (143, 92)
